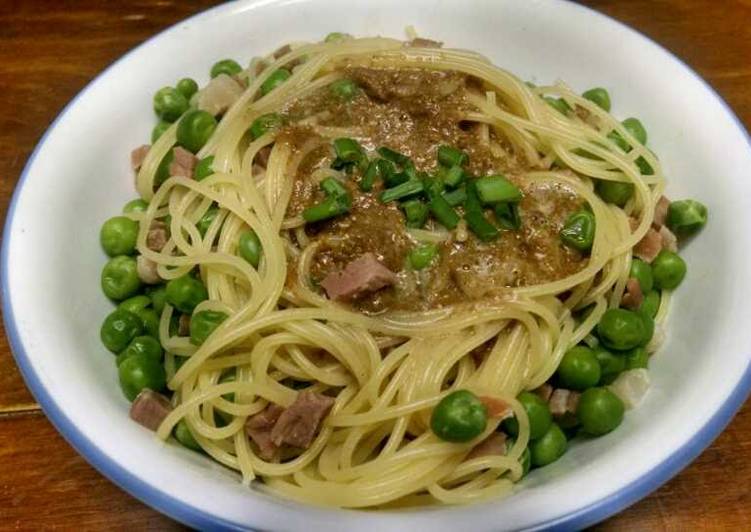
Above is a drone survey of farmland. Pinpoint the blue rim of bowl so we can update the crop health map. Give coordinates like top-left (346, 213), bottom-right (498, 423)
top-left (2, 1), bottom-right (751, 530)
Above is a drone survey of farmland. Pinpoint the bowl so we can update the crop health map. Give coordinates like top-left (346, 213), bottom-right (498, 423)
top-left (3, 0), bottom-right (751, 529)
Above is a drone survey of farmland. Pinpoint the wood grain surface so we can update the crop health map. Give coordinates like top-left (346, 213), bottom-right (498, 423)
top-left (0, 1), bottom-right (749, 529)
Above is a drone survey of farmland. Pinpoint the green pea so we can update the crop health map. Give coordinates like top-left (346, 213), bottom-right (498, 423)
top-left (165, 274), bottom-right (208, 313)
top-left (123, 199), bottom-right (149, 214)
top-left (153, 87), bottom-right (189, 122)
top-left (594, 346), bottom-right (625, 384)
top-left (430, 390), bottom-right (488, 443)
top-left (176, 110), bottom-right (217, 153)
top-left (146, 285), bottom-right (168, 314)
top-left (576, 387), bottom-right (624, 436)
top-left (176, 78), bottom-right (199, 99)
top-left (174, 419), bottom-right (201, 451)
top-left (408, 243), bottom-right (439, 270)
top-left (189, 310), bottom-right (228, 345)
top-left (503, 391), bottom-right (553, 441)
top-left (595, 180), bottom-right (633, 207)
top-left (324, 32), bottom-right (350, 43)
top-left (667, 199), bottom-right (708, 237)
top-left (197, 207), bottom-right (220, 237)
top-left (560, 210), bottom-right (595, 252)
top-left (622, 117), bottom-right (647, 145)
top-left (118, 295), bottom-right (151, 314)
top-left (520, 446), bottom-right (532, 476)
top-left (219, 370), bottom-right (237, 402)
top-left (651, 250), bottom-right (687, 290)
top-left (630, 258), bottom-right (654, 293)
top-left (155, 148), bottom-right (175, 187)
top-left (151, 120), bottom-right (171, 143)
top-left (116, 335), bottom-right (163, 367)
top-left (636, 156), bottom-right (654, 176)
top-left (239, 230), bottom-right (263, 268)
top-left (118, 353), bottom-right (167, 402)
top-left (101, 256), bottom-right (142, 301)
top-left (260, 68), bottom-right (291, 95)
top-left (557, 346), bottom-right (601, 391)
top-left (101, 309), bottom-right (144, 353)
top-left (329, 79), bottom-right (359, 101)
top-left (545, 97), bottom-right (572, 115)
top-left (529, 424), bottom-right (567, 467)
top-left (135, 307), bottom-right (160, 338)
top-left (194, 155), bottom-right (215, 181)
top-left (100, 216), bottom-right (139, 257)
top-left (249, 113), bottom-right (284, 140)
top-left (211, 59), bottom-right (242, 79)
top-left (639, 289), bottom-right (660, 319)
top-left (582, 87), bottom-right (611, 112)
top-left (597, 308), bottom-right (648, 351)
top-left (624, 346), bottom-right (649, 370)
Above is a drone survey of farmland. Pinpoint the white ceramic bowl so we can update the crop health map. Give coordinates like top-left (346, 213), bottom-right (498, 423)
top-left (3, 0), bottom-right (751, 529)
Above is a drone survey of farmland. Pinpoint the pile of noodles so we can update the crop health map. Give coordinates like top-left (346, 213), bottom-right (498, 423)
top-left (127, 35), bottom-right (668, 507)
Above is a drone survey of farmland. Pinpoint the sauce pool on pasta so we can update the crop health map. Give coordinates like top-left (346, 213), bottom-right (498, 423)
top-left (97, 31), bottom-right (708, 507)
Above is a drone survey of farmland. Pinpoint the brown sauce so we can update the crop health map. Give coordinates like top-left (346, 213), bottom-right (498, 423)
top-left (279, 67), bottom-right (587, 313)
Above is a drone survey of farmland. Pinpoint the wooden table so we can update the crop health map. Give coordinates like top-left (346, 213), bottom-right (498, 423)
top-left (1, 0), bottom-right (749, 529)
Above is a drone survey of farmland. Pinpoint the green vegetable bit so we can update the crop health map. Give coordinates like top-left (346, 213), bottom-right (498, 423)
top-left (582, 87), bottom-right (611, 112)
top-left (430, 390), bottom-right (488, 443)
top-left (174, 419), bottom-right (202, 451)
top-left (123, 199), bottom-right (149, 214)
top-left (260, 68), bottom-right (291, 95)
top-left (503, 391), bottom-right (553, 441)
top-left (329, 79), bottom-right (359, 100)
top-left (176, 110), bottom-right (217, 153)
top-left (153, 87), bottom-right (188, 122)
top-left (494, 202), bottom-right (522, 231)
top-left (359, 160), bottom-right (378, 192)
top-left (576, 387), bottom-right (625, 436)
top-left (176, 78), bottom-right (199, 99)
top-left (630, 258), bottom-right (654, 293)
top-left (239, 230), bottom-right (263, 268)
top-left (166, 275), bottom-right (209, 314)
top-left (651, 250), bottom-right (687, 290)
top-left (560, 210), bottom-right (596, 252)
top-left (594, 346), bottom-right (626, 384)
top-left (380, 179), bottom-right (423, 203)
top-left (151, 120), bottom-right (171, 143)
top-left (545, 97), bottom-right (572, 115)
top-left (639, 289), bottom-right (660, 319)
top-left (474, 175), bottom-right (523, 204)
top-left (116, 335), bottom-right (163, 367)
top-left (595, 180), bottom-right (633, 207)
top-left (211, 59), bottom-right (242, 79)
top-left (408, 243), bottom-right (439, 270)
top-left (118, 353), bottom-right (167, 402)
top-left (190, 310), bottom-right (228, 345)
top-left (597, 308), bottom-right (648, 351)
top-left (666, 199), bottom-right (708, 237)
top-left (194, 155), bottom-right (215, 181)
top-left (557, 345), bottom-right (601, 391)
top-left (437, 145), bottom-right (468, 168)
top-left (100, 216), bottom-right (139, 257)
top-left (249, 113), bottom-right (284, 140)
top-left (401, 200), bottom-right (429, 228)
top-left (624, 346), bottom-right (649, 370)
top-left (529, 423), bottom-right (567, 467)
top-left (101, 256), bottom-right (142, 301)
top-left (101, 309), bottom-right (145, 353)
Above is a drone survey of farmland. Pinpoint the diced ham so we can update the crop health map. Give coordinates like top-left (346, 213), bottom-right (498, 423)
top-left (479, 396), bottom-right (513, 419)
top-left (653, 196), bottom-right (671, 227)
top-left (549, 389), bottom-right (580, 417)
top-left (256, 145), bottom-right (272, 169)
top-left (633, 227), bottom-right (663, 263)
top-left (178, 314), bottom-right (191, 337)
top-left (534, 383), bottom-right (554, 403)
top-left (466, 432), bottom-right (507, 460)
top-left (407, 38), bottom-right (443, 48)
top-left (129, 389), bottom-right (172, 431)
top-left (320, 253), bottom-right (397, 302)
top-left (621, 277), bottom-right (644, 310)
top-left (253, 59), bottom-right (268, 77)
top-left (245, 404), bottom-right (284, 460)
top-left (270, 390), bottom-right (334, 448)
top-left (146, 220), bottom-right (169, 252)
top-left (273, 44), bottom-right (291, 59)
top-left (169, 147), bottom-right (197, 179)
top-left (659, 225), bottom-right (678, 252)
top-left (197, 74), bottom-right (244, 116)
top-left (137, 255), bottom-right (161, 285)
top-left (131, 145), bottom-right (150, 171)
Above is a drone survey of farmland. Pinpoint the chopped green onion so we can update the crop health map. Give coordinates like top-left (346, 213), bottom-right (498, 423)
top-left (408, 243), bottom-right (439, 270)
top-left (302, 196), bottom-right (350, 223)
top-left (437, 145), bottom-right (468, 168)
top-left (442, 186), bottom-right (467, 207)
top-left (376, 158), bottom-right (396, 181)
top-left (360, 160), bottom-right (378, 192)
top-left (464, 181), bottom-right (499, 241)
top-left (424, 177), bottom-right (459, 229)
top-left (495, 202), bottom-right (522, 230)
top-left (401, 200), bottom-right (429, 228)
top-left (320, 177), bottom-right (348, 199)
top-left (377, 146), bottom-right (411, 167)
top-left (475, 175), bottom-right (523, 204)
top-left (334, 137), bottom-right (365, 162)
top-left (443, 165), bottom-right (465, 188)
top-left (384, 171), bottom-right (410, 189)
top-left (380, 179), bottom-right (424, 203)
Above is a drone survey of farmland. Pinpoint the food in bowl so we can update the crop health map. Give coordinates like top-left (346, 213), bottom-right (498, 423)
top-left (96, 32), bottom-right (707, 507)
